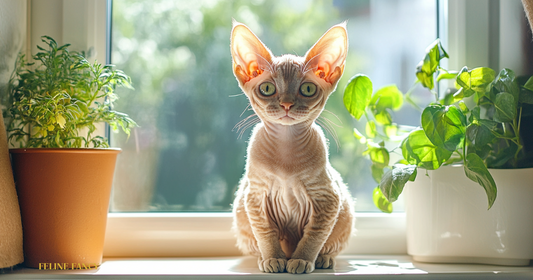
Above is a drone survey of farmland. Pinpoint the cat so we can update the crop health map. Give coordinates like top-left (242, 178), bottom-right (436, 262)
top-left (230, 20), bottom-right (355, 274)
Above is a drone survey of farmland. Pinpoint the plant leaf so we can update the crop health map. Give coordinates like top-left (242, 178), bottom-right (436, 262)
top-left (56, 114), bottom-right (66, 128)
top-left (370, 85), bottom-right (403, 111)
top-left (402, 129), bottom-right (453, 170)
top-left (353, 127), bottom-right (367, 143)
top-left (493, 68), bottom-right (519, 103)
top-left (384, 125), bottom-right (398, 138)
top-left (379, 164), bottom-right (417, 203)
top-left (523, 76), bottom-right (533, 91)
top-left (436, 71), bottom-right (458, 82)
top-left (519, 88), bottom-right (533, 104)
top-left (368, 146), bottom-right (390, 168)
top-left (373, 187), bottom-right (393, 213)
top-left (416, 39), bottom-right (448, 90)
top-left (493, 92), bottom-right (517, 123)
top-left (365, 120), bottom-right (377, 138)
top-left (421, 104), bottom-right (466, 151)
top-left (371, 164), bottom-right (385, 184)
top-left (466, 123), bottom-right (495, 147)
top-left (455, 67), bottom-right (495, 98)
top-left (344, 74), bottom-right (373, 120)
top-left (486, 144), bottom-right (518, 168)
top-left (373, 109), bottom-right (393, 125)
top-left (464, 153), bottom-right (497, 209)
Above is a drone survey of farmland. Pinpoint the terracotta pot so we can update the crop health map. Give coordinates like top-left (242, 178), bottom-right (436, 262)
top-left (10, 148), bottom-right (120, 269)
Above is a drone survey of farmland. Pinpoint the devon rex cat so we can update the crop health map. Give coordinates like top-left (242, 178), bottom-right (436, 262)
top-left (231, 20), bottom-right (354, 274)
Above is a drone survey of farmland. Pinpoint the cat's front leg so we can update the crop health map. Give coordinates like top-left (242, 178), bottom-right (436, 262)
top-left (287, 187), bottom-right (340, 274)
top-left (244, 187), bottom-right (287, 273)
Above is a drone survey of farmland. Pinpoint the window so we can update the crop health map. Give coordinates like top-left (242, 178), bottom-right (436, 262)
top-left (23, 0), bottom-right (532, 258)
top-left (109, 0), bottom-right (437, 213)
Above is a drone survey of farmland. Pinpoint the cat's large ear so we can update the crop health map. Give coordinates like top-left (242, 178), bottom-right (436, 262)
top-left (231, 20), bottom-right (273, 85)
top-left (304, 23), bottom-right (348, 85)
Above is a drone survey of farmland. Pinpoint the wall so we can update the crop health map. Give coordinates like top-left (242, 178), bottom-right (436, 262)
top-left (0, 0), bottom-right (27, 103)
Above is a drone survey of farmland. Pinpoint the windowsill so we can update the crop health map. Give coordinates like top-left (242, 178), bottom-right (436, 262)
top-left (3, 255), bottom-right (533, 279)
top-left (103, 212), bottom-right (408, 257)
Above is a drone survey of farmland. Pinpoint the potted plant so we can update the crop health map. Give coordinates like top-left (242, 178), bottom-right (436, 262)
top-left (343, 39), bottom-right (533, 265)
top-left (3, 36), bottom-right (136, 269)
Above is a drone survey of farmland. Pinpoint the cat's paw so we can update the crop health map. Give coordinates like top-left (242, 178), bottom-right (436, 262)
top-left (258, 258), bottom-right (287, 273)
top-left (315, 254), bottom-right (336, 269)
top-left (286, 259), bottom-right (314, 274)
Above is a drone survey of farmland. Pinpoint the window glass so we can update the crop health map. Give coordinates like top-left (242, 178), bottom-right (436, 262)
top-left (110, 0), bottom-right (436, 212)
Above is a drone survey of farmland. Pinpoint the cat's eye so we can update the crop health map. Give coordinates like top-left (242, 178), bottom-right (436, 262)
top-left (300, 82), bottom-right (317, 97)
top-left (259, 82), bottom-right (276, 96)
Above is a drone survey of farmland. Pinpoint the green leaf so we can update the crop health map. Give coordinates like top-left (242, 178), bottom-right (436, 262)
top-left (365, 120), bottom-right (377, 138)
top-left (373, 187), bottom-right (393, 213)
top-left (368, 146), bottom-right (390, 168)
top-left (75, 101), bottom-right (89, 113)
top-left (353, 127), bottom-right (367, 143)
top-left (371, 164), bottom-right (385, 184)
top-left (455, 67), bottom-right (495, 97)
top-left (402, 129), bottom-right (453, 170)
top-left (416, 39), bottom-right (448, 90)
top-left (370, 85), bottom-right (403, 111)
top-left (344, 74), bottom-right (373, 120)
top-left (493, 92), bottom-right (517, 122)
top-left (519, 89), bottom-right (533, 104)
top-left (384, 125), bottom-right (398, 138)
top-left (493, 68), bottom-right (520, 103)
top-left (466, 123), bottom-right (495, 147)
top-left (523, 76), bottom-right (533, 92)
top-left (379, 164), bottom-right (417, 203)
top-left (486, 143), bottom-right (518, 168)
top-left (436, 71), bottom-right (458, 82)
top-left (470, 106), bottom-right (481, 121)
top-left (373, 109), bottom-right (393, 125)
top-left (421, 104), bottom-right (466, 152)
top-left (464, 153), bottom-right (497, 209)
top-left (458, 101), bottom-right (468, 113)
top-left (478, 119), bottom-right (499, 135)
top-left (56, 114), bottom-right (66, 128)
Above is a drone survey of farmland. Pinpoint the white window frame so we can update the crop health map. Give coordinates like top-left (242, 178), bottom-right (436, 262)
top-left (25, 0), bottom-right (525, 257)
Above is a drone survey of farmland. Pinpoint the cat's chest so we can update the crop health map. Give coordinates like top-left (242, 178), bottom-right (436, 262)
top-left (247, 126), bottom-right (327, 179)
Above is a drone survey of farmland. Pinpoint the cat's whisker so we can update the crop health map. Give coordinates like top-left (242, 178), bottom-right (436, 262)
top-left (240, 103), bottom-right (252, 117)
top-left (233, 113), bottom-right (257, 131)
top-left (237, 118), bottom-right (261, 139)
top-left (322, 115), bottom-right (343, 135)
top-left (233, 114), bottom-right (261, 139)
top-left (229, 92), bottom-right (246, 98)
top-left (322, 109), bottom-right (343, 126)
top-left (316, 117), bottom-right (340, 150)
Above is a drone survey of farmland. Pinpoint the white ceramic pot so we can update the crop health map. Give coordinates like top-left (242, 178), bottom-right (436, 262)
top-left (405, 165), bottom-right (533, 266)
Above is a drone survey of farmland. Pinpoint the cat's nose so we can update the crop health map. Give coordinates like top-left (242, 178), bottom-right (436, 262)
top-left (280, 102), bottom-right (293, 111)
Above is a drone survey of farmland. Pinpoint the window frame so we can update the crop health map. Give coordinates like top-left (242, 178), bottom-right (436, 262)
top-left (26, 0), bottom-right (522, 257)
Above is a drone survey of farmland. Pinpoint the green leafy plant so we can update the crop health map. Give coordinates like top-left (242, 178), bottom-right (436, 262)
top-left (4, 36), bottom-right (136, 148)
top-left (344, 39), bottom-right (533, 213)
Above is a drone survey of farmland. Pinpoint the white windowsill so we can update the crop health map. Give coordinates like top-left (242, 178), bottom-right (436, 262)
top-left (3, 255), bottom-right (533, 279)
top-left (103, 212), bottom-right (407, 257)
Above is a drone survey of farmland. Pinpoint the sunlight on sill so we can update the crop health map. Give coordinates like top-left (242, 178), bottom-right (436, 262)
top-left (7, 255), bottom-right (533, 279)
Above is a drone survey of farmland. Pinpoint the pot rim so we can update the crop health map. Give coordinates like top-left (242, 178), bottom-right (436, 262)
top-left (9, 147), bottom-right (121, 154)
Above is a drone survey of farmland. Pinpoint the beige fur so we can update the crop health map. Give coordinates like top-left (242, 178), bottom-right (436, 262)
top-left (230, 21), bottom-right (355, 274)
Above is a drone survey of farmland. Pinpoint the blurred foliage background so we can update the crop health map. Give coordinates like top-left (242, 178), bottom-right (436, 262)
top-left (110, 0), bottom-right (436, 212)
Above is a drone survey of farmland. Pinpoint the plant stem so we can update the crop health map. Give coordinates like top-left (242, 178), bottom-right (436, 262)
top-left (462, 135), bottom-right (467, 162)
top-left (513, 106), bottom-right (524, 161)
